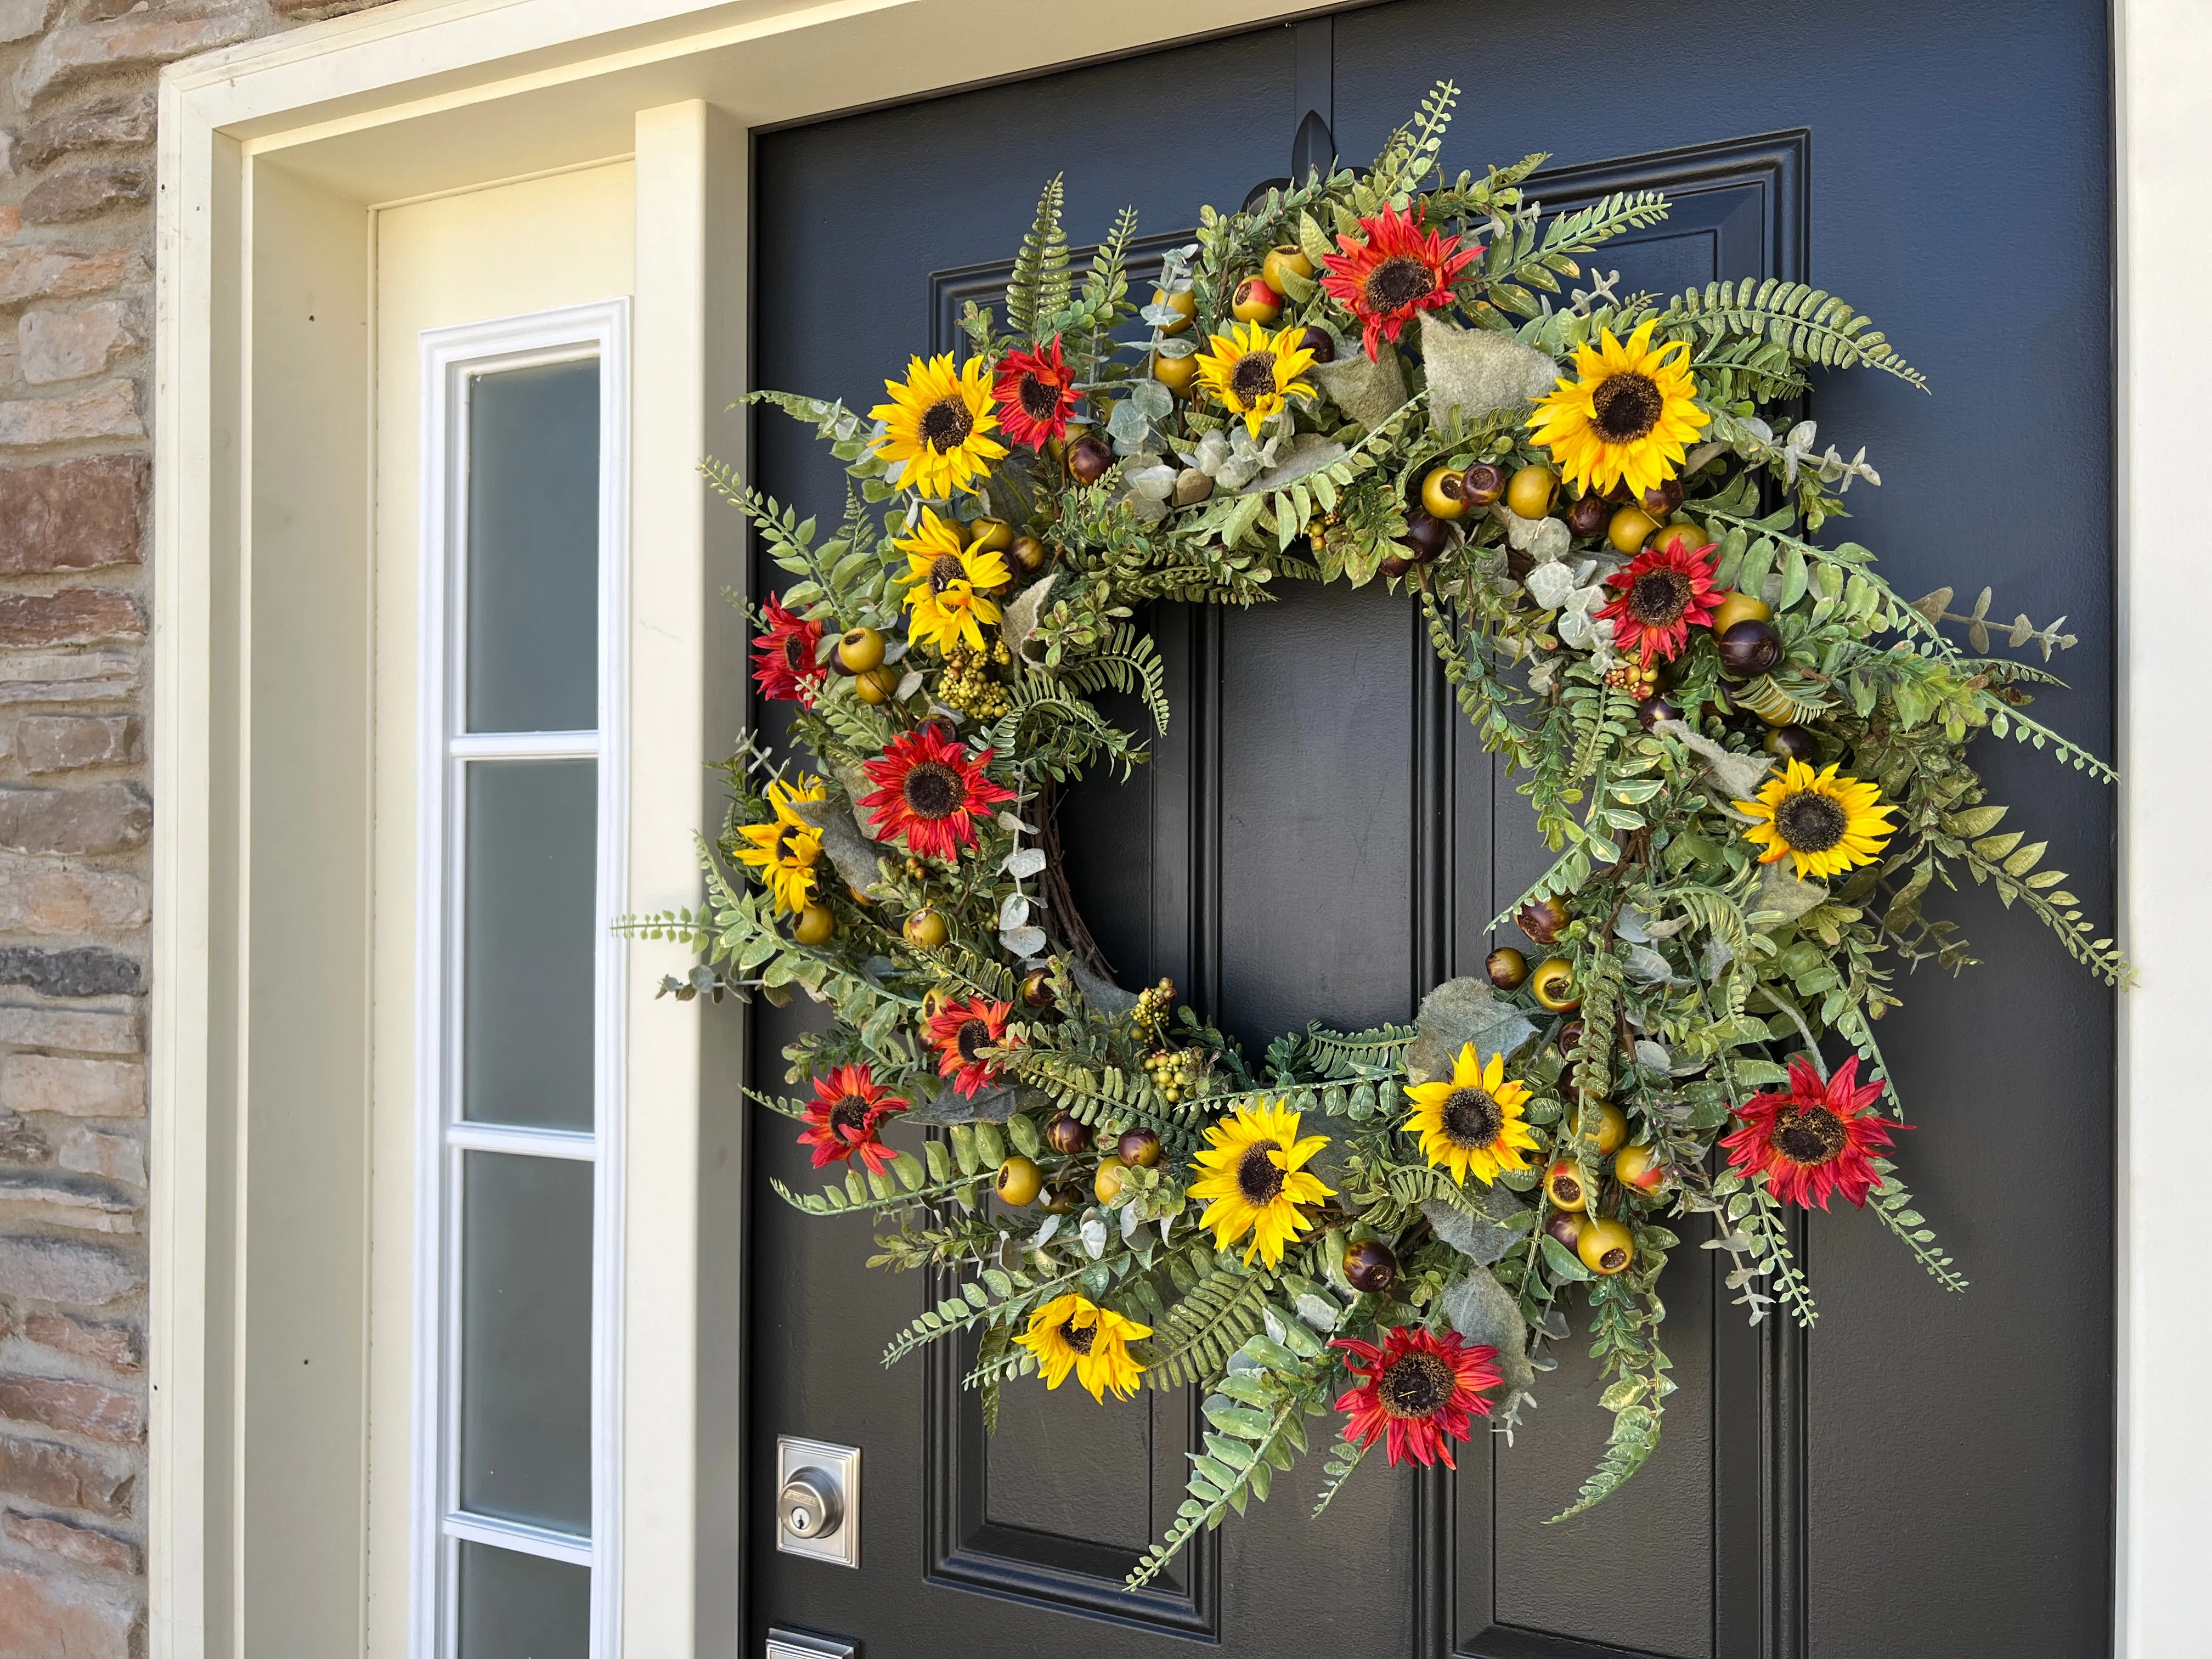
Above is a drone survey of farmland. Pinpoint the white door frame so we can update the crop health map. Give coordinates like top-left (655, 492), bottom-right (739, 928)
top-left (149, 1), bottom-right (2208, 1654)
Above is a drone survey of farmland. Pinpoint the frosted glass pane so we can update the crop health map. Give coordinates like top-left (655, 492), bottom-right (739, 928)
top-left (457, 1542), bottom-right (589, 1659)
top-left (459, 1151), bottom-right (593, 1533)
top-left (463, 759), bottom-right (595, 1129)
top-left (466, 359), bottom-right (599, 734)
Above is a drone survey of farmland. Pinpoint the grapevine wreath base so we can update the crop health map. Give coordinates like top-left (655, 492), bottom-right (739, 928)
top-left (626, 84), bottom-right (2120, 1585)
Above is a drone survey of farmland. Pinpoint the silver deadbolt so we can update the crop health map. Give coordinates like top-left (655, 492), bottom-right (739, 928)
top-left (778, 1468), bottom-right (841, 1539)
top-left (775, 1436), bottom-right (860, 1567)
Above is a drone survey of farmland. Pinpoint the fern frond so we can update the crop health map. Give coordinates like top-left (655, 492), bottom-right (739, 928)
top-left (1660, 279), bottom-right (1927, 390)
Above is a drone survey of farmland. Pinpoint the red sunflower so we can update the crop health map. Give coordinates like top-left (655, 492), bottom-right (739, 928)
top-left (1317, 205), bottom-right (1482, 360)
top-left (752, 592), bottom-right (826, 706)
top-left (1597, 538), bottom-right (1721, 663)
top-left (991, 336), bottom-right (1080, 452)
top-left (1330, 1325), bottom-right (1502, 1470)
top-left (796, 1063), bottom-right (909, 1176)
top-left (1720, 1053), bottom-right (1899, 1210)
top-left (859, 724), bottom-right (1015, 862)
top-left (926, 997), bottom-right (1015, 1097)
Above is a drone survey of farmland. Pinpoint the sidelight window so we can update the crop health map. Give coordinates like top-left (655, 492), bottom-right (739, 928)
top-left (413, 303), bottom-right (630, 1659)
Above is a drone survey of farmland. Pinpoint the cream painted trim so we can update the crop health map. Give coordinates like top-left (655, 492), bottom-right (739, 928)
top-left (154, 2), bottom-right (2198, 1656)
top-left (2113, 1), bottom-right (2212, 1653)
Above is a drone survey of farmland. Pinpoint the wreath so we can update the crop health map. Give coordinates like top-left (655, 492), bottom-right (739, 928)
top-left (625, 82), bottom-right (2121, 1581)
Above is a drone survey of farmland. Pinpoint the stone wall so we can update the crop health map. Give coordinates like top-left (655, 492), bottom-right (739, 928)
top-left (0, 4), bottom-right (392, 1654)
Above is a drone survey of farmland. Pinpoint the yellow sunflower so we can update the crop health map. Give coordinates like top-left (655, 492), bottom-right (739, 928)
top-left (1015, 1294), bottom-right (1151, 1402)
top-left (891, 507), bottom-right (1009, 653)
top-left (1186, 1099), bottom-right (1335, 1268)
top-left (870, 352), bottom-right (1008, 499)
top-left (1526, 319), bottom-right (1709, 497)
top-left (1735, 759), bottom-right (1896, 881)
top-left (1402, 1043), bottom-right (1539, 1186)
top-left (733, 775), bottom-right (826, 914)
top-left (1193, 320), bottom-right (1319, 437)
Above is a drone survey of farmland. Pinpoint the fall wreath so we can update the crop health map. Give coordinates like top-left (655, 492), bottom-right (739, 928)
top-left (627, 83), bottom-right (2121, 1581)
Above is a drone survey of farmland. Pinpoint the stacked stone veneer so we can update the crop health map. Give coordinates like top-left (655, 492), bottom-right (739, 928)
top-left (0, 3), bottom-right (392, 1654)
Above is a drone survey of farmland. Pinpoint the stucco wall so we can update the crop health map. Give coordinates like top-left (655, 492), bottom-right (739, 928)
top-left (0, 4), bottom-right (392, 1652)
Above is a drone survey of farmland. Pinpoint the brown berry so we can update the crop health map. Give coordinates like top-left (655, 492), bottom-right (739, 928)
top-left (1764, 724), bottom-right (1816, 764)
top-left (1517, 896), bottom-right (1568, 945)
top-left (1068, 434), bottom-right (1115, 484)
top-left (1379, 553), bottom-right (1413, 580)
top-left (1564, 493), bottom-right (1612, 538)
top-left (1640, 478), bottom-right (1685, 518)
top-left (1636, 695), bottom-right (1681, 731)
top-left (1046, 1112), bottom-right (1093, 1156)
top-left (1040, 1178), bottom-right (1082, 1214)
top-left (1717, 618), bottom-right (1782, 680)
top-left (1557, 1021), bottom-right (1585, 1054)
top-left (1545, 1212), bottom-right (1584, 1250)
top-left (1486, 947), bottom-right (1528, 990)
top-left (1020, 968), bottom-right (1057, 1008)
top-left (1344, 1239), bottom-right (1398, 1295)
top-left (1116, 1128), bottom-right (1162, 1168)
top-left (1459, 462), bottom-right (1506, 506)
top-left (1400, 511), bottom-right (1451, 562)
top-left (1297, 325), bottom-right (1337, 364)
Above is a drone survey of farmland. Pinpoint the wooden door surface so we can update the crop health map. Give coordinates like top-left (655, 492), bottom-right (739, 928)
top-left (747, 4), bottom-right (2112, 1654)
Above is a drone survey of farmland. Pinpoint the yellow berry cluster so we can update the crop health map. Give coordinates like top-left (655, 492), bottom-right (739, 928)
top-left (1604, 658), bottom-right (1662, 699)
top-left (1143, 1047), bottom-right (1198, 1103)
top-left (1131, 976), bottom-right (1175, 1044)
top-left (938, 637), bottom-right (1013, 719)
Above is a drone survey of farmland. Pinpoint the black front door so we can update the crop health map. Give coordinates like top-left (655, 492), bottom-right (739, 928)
top-left (747, 4), bottom-right (2113, 1654)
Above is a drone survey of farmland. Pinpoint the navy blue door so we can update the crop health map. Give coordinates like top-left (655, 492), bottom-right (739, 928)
top-left (749, 4), bottom-right (2112, 1654)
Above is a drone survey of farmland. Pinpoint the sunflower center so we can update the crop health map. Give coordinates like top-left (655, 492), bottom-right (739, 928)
top-left (955, 1018), bottom-right (992, 1063)
top-left (1235, 1142), bottom-right (1285, 1205)
top-left (1018, 371), bottom-right (1062, 421)
top-left (928, 554), bottom-right (969, 595)
top-left (1364, 255), bottom-right (1437, 314)
top-left (1441, 1087), bottom-right (1503, 1149)
top-left (1592, 371), bottom-right (1664, 443)
top-left (1772, 1104), bottom-right (1848, 1167)
top-left (1229, 352), bottom-right (1280, 404)
top-left (1059, 1318), bottom-right (1097, 1356)
top-left (1774, 791), bottom-right (1849, 853)
top-left (902, 761), bottom-right (964, 821)
top-left (826, 1096), bottom-right (871, 1138)
top-left (781, 634), bottom-right (809, 669)
top-left (918, 395), bottom-right (974, 452)
top-left (1379, 1352), bottom-right (1454, 1419)
top-left (1629, 569), bottom-right (1693, 627)
top-left (774, 825), bottom-right (814, 866)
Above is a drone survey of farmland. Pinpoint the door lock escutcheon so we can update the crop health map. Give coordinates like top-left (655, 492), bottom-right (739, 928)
top-left (775, 1436), bottom-right (860, 1568)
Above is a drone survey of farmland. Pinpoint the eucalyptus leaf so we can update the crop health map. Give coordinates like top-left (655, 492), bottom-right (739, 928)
top-left (1440, 1263), bottom-right (1536, 1402)
top-left (1406, 977), bottom-right (1538, 1085)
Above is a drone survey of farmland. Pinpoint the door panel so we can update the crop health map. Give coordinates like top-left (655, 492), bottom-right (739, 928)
top-left (747, 3), bottom-right (2112, 1655)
